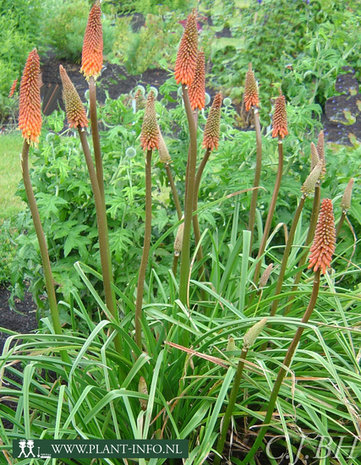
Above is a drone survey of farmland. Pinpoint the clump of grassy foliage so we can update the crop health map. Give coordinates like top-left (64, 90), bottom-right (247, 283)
top-left (1, 3), bottom-right (361, 465)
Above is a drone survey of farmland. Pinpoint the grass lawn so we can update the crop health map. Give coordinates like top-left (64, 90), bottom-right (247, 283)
top-left (0, 132), bottom-right (25, 220)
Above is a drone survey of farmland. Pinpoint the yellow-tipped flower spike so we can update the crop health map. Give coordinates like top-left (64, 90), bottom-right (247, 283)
top-left (174, 10), bottom-right (198, 86)
top-left (59, 65), bottom-right (88, 129)
top-left (188, 50), bottom-right (205, 110)
top-left (272, 90), bottom-right (288, 139)
top-left (140, 91), bottom-right (159, 151)
top-left (243, 63), bottom-right (259, 112)
top-left (19, 49), bottom-right (42, 145)
top-left (308, 198), bottom-right (336, 274)
top-left (81, 1), bottom-right (103, 79)
top-left (202, 93), bottom-right (223, 151)
top-left (340, 178), bottom-right (354, 212)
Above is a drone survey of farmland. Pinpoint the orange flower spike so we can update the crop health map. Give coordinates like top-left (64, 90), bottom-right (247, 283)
top-left (9, 79), bottom-right (18, 98)
top-left (308, 198), bottom-right (336, 274)
top-left (272, 90), bottom-right (288, 139)
top-left (202, 93), bottom-right (223, 151)
top-left (188, 50), bottom-right (205, 110)
top-left (175, 10), bottom-right (198, 86)
top-left (81, 1), bottom-right (103, 79)
top-left (18, 49), bottom-right (42, 145)
top-left (244, 63), bottom-right (259, 112)
top-left (59, 65), bottom-right (88, 129)
top-left (140, 91), bottom-right (159, 151)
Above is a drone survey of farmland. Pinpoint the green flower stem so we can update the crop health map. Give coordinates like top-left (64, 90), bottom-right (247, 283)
top-left (253, 139), bottom-right (284, 287)
top-left (270, 195), bottom-right (306, 317)
top-left (336, 211), bottom-right (347, 236)
top-left (135, 149), bottom-right (153, 349)
top-left (192, 148), bottom-right (211, 279)
top-left (241, 269), bottom-right (321, 465)
top-left (89, 76), bottom-right (105, 202)
top-left (284, 184), bottom-right (320, 316)
top-left (179, 85), bottom-right (198, 306)
top-left (248, 108), bottom-right (262, 251)
top-left (78, 128), bottom-right (121, 355)
top-left (214, 348), bottom-right (249, 465)
top-left (21, 141), bottom-right (62, 336)
top-left (165, 163), bottom-right (182, 220)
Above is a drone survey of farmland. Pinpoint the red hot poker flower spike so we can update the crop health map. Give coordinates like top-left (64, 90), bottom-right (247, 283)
top-left (59, 65), bottom-right (88, 129)
top-left (174, 10), bottom-right (198, 87)
top-left (19, 49), bottom-right (42, 145)
top-left (202, 93), bottom-right (222, 151)
top-left (308, 198), bottom-right (336, 274)
top-left (81, 1), bottom-right (103, 79)
top-left (243, 63), bottom-right (259, 112)
top-left (141, 91), bottom-right (159, 151)
top-left (9, 79), bottom-right (18, 98)
top-left (272, 90), bottom-right (288, 139)
top-left (188, 50), bottom-right (205, 110)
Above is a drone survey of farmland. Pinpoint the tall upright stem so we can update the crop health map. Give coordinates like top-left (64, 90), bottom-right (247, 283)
top-left (253, 139), bottom-right (284, 287)
top-left (135, 149), bottom-right (153, 349)
top-left (270, 196), bottom-right (306, 316)
top-left (179, 85), bottom-right (198, 306)
top-left (89, 76), bottom-right (105, 202)
top-left (165, 163), bottom-right (182, 220)
top-left (192, 148), bottom-right (211, 277)
top-left (241, 270), bottom-right (321, 465)
top-left (21, 141), bottom-right (62, 336)
top-left (248, 109), bottom-right (262, 250)
top-left (284, 184), bottom-right (320, 315)
top-left (78, 129), bottom-right (121, 355)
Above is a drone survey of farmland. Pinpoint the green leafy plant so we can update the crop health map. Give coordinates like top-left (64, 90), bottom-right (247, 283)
top-left (1, 4), bottom-right (361, 465)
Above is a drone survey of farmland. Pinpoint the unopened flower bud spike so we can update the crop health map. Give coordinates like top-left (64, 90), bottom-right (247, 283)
top-left (214, 319), bottom-right (267, 465)
top-left (336, 178), bottom-right (354, 236)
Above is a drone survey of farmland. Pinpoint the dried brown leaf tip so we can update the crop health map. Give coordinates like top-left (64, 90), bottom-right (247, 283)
top-left (272, 90), bottom-right (288, 139)
top-left (9, 79), bottom-right (18, 98)
top-left (188, 50), bottom-right (205, 110)
top-left (340, 178), bottom-right (354, 212)
top-left (140, 91), bottom-right (159, 151)
top-left (81, 1), bottom-right (103, 79)
top-left (202, 93), bottom-right (222, 151)
top-left (59, 65), bottom-right (88, 129)
top-left (174, 10), bottom-right (198, 87)
top-left (19, 49), bottom-right (42, 145)
top-left (243, 63), bottom-right (259, 112)
top-left (308, 198), bottom-right (336, 274)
